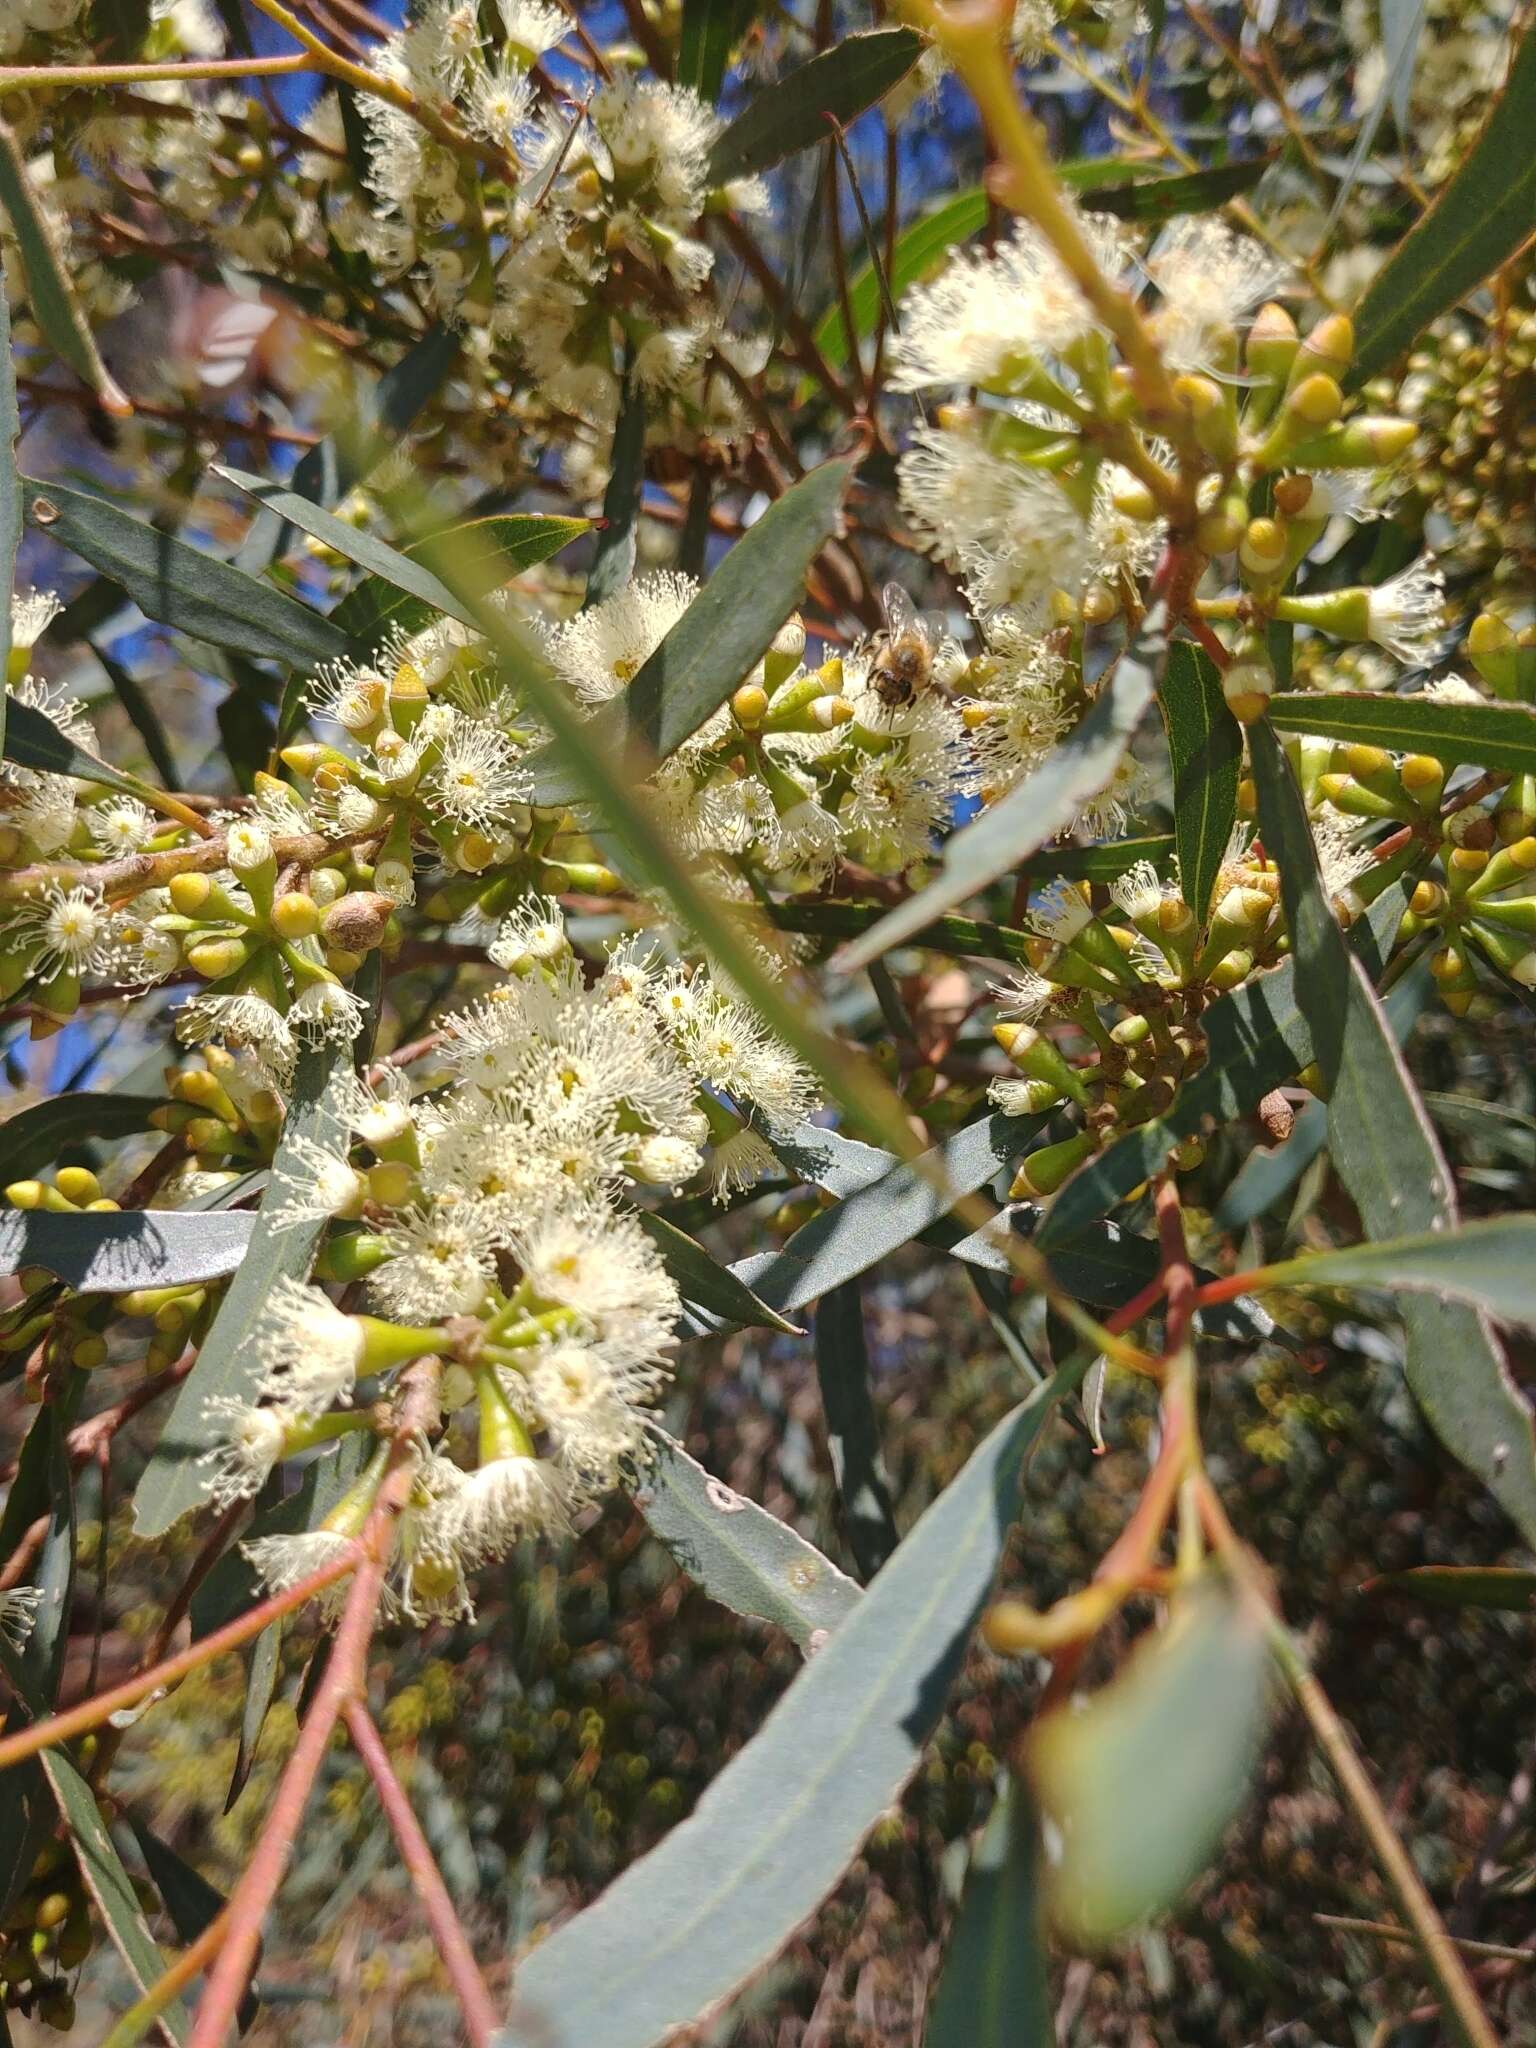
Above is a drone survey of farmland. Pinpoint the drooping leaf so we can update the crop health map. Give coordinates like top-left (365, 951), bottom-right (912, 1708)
top-left (2, 693), bottom-right (174, 808)
top-left (0, 272), bottom-right (19, 759)
top-left (833, 606), bottom-right (1169, 972)
top-left (1362, 1565), bottom-right (1536, 1610)
top-left (1268, 689), bottom-right (1536, 776)
top-left (133, 1046), bottom-right (351, 1537)
top-left (1256, 1214), bottom-right (1536, 1325)
top-left (1350, 25), bottom-right (1536, 382)
top-left (128, 1821), bottom-right (257, 2029)
top-left (678, 0), bottom-right (756, 98)
top-left (584, 372), bottom-right (646, 608)
top-left (88, 637), bottom-right (182, 790)
top-left (634, 1436), bottom-right (860, 1652)
top-left (1250, 716), bottom-right (1536, 1547)
top-left (1091, 152), bottom-right (1275, 223)
top-left (528, 452), bottom-right (860, 802)
top-left (39, 1750), bottom-right (189, 2045)
top-left (814, 1278), bottom-right (900, 1582)
top-left (21, 478), bottom-right (349, 666)
top-left (329, 513), bottom-right (591, 649)
top-left (235, 322), bottom-right (460, 574)
top-left (1038, 888), bottom-right (1408, 1250)
top-left (1030, 1578), bottom-right (1269, 1945)
top-left (1160, 640), bottom-right (1241, 924)
top-left (734, 1109), bottom-right (1048, 1314)
top-left (0, 117), bottom-right (131, 418)
top-left (0, 1092), bottom-right (169, 1182)
top-left (924, 1784), bottom-right (1054, 2048)
top-left (498, 1369), bottom-right (1084, 2048)
top-left (706, 29), bottom-right (923, 183)
top-left (633, 1207), bottom-right (802, 1334)
top-left (0, 1208), bottom-right (255, 1290)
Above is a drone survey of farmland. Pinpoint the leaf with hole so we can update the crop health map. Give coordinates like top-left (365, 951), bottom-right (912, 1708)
top-left (497, 1367), bottom-right (1084, 2048)
top-left (832, 605), bottom-right (1168, 972)
top-left (635, 1436), bottom-right (860, 1652)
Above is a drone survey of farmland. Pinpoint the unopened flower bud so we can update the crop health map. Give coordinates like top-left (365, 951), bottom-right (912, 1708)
top-left (271, 891), bottom-right (320, 940)
top-left (1239, 516), bottom-right (1287, 579)
top-left (168, 871), bottom-right (212, 916)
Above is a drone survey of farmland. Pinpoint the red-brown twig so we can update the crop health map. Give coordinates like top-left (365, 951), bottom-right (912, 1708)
top-left (342, 1699), bottom-right (499, 2046)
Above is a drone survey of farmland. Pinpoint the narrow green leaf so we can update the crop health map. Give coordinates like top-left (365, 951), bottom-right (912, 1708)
top-left (810, 188), bottom-right (990, 379)
top-left (22, 477), bottom-right (349, 667)
top-left (924, 1784), bottom-right (1053, 2048)
top-left (814, 1278), bottom-right (899, 1581)
top-left (736, 1109), bottom-right (1048, 1313)
top-left (0, 1209), bottom-right (254, 1290)
top-left (1350, 24), bottom-right (1536, 382)
top-left (329, 513), bottom-right (591, 649)
top-left (1362, 1565), bottom-right (1536, 1610)
top-left (1160, 641), bottom-right (1241, 923)
top-left (1259, 1214), bottom-right (1536, 1326)
top-left (635, 1435), bottom-right (860, 1652)
top-left (1268, 690), bottom-right (1536, 775)
top-left (529, 452), bottom-right (859, 802)
top-left (88, 637), bottom-right (182, 790)
top-left (128, 1820), bottom-right (254, 2030)
top-left (498, 1369), bottom-right (1085, 2048)
top-left (678, 0), bottom-right (755, 98)
top-left (2, 693), bottom-right (170, 807)
top-left (39, 1751), bottom-right (189, 2045)
top-left (0, 116), bottom-right (131, 418)
top-left (584, 373), bottom-right (647, 608)
top-left (1091, 152), bottom-right (1275, 223)
top-left (633, 1206), bottom-right (802, 1334)
top-left (1250, 716), bottom-right (1536, 1546)
top-left (0, 1092), bottom-right (169, 1181)
top-left (1030, 834), bottom-right (1175, 882)
top-left (771, 900), bottom-right (1036, 967)
top-left (132, 1046), bottom-right (351, 1536)
top-left (0, 273), bottom-right (19, 759)
top-left (216, 465), bottom-right (480, 631)
top-left (1037, 888), bottom-right (1408, 1250)
top-left (235, 322), bottom-right (460, 574)
top-left (706, 29), bottom-right (923, 183)
top-left (833, 605), bottom-right (1169, 973)
top-left (1030, 1579), bottom-right (1269, 1945)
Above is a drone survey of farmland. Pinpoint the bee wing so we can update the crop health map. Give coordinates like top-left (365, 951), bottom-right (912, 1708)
top-left (880, 583), bottom-right (919, 637)
top-left (916, 607), bottom-right (947, 656)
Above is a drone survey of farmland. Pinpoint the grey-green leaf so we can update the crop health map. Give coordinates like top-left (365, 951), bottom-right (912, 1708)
top-left (0, 1093), bottom-right (168, 1182)
top-left (584, 373), bottom-right (646, 607)
top-left (0, 116), bottom-right (131, 419)
top-left (329, 513), bottom-right (591, 649)
top-left (1160, 640), bottom-right (1241, 924)
top-left (1363, 1565), bottom-right (1536, 1610)
top-left (0, 1209), bottom-right (255, 1290)
top-left (635, 1435), bottom-right (860, 1652)
top-left (814, 1278), bottom-right (899, 1581)
top-left (678, 0), bottom-right (756, 99)
top-left (833, 606), bottom-right (1169, 973)
top-left (634, 1206), bottom-right (802, 1334)
top-left (498, 1368), bottom-right (1083, 2048)
top-left (706, 29), bottom-right (923, 183)
top-left (1350, 23), bottom-right (1536, 383)
top-left (1268, 689), bottom-right (1536, 776)
top-left (132, 1046), bottom-right (351, 1536)
top-left (22, 477), bottom-right (348, 666)
top-left (1030, 1579), bottom-right (1268, 1945)
top-left (528, 452), bottom-right (859, 802)
top-left (1261, 1211), bottom-right (1536, 1325)
top-left (39, 1751), bottom-right (189, 2045)
top-left (924, 1784), bottom-right (1053, 2048)
top-left (2, 694), bottom-right (174, 807)
top-left (1250, 716), bottom-right (1536, 1546)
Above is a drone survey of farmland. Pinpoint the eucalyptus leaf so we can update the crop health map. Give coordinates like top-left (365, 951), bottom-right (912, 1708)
top-left (22, 477), bottom-right (349, 667)
top-left (498, 1368), bottom-right (1084, 2048)
top-left (1030, 1579), bottom-right (1268, 1944)
top-left (706, 30), bottom-right (923, 183)
top-left (1350, 24), bottom-right (1536, 382)
top-left (0, 1092), bottom-right (169, 1182)
top-left (634, 1206), bottom-right (801, 1334)
top-left (1258, 1214), bottom-right (1536, 1326)
top-left (128, 1821), bottom-right (257, 2029)
top-left (634, 1436), bottom-right (860, 1652)
top-left (528, 452), bottom-right (859, 801)
top-left (678, 0), bottom-right (756, 98)
top-left (1362, 1565), bottom-right (1536, 1610)
top-left (833, 606), bottom-right (1168, 972)
top-left (0, 1209), bottom-right (254, 1290)
top-left (2, 694), bottom-right (173, 807)
top-left (0, 274), bottom-right (18, 759)
top-left (133, 1046), bottom-right (351, 1537)
top-left (1268, 690), bottom-right (1536, 776)
top-left (330, 513), bottom-right (591, 649)
top-left (924, 1784), bottom-right (1053, 2048)
top-left (1160, 641), bottom-right (1241, 924)
top-left (1251, 717), bottom-right (1536, 1546)
top-left (584, 373), bottom-right (646, 608)
top-left (814, 1278), bottom-right (900, 1581)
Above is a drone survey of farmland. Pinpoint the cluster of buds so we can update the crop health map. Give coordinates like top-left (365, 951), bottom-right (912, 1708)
top-left (0, 1836), bottom-right (89, 2033)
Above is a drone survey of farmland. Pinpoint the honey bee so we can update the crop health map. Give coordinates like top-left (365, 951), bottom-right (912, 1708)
top-left (869, 583), bottom-right (946, 710)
